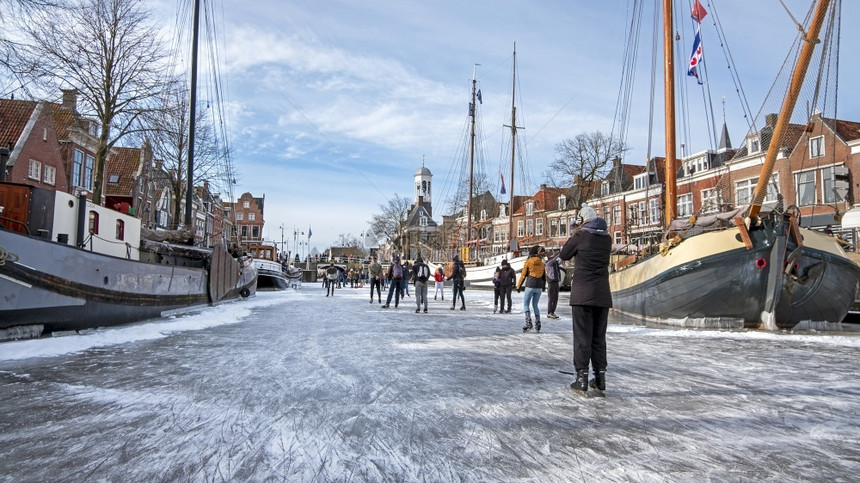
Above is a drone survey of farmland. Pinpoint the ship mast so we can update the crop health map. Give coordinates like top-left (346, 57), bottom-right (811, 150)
top-left (504, 43), bottom-right (522, 251)
top-left (662, 0), bottom-right (677, 226)
top-left (748, 0), bottom-right (831, 218)
top-left (184, 0), bottom-right (200, 228)
top-left (467, 64), bottom-right (478, 259)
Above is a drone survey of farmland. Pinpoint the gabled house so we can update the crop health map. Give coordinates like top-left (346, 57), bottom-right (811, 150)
top-left (0, 98), bottom-right (68, 191)
top-left (227, 192), bottom-right (264, 246)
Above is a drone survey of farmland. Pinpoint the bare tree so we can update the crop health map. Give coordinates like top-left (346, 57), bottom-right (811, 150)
top-left (368, 194), bottom-right (412, 249)
top-left (19, 0), bottom-right (169, 204)
top-left (0, 0), bottom-right (68, 96)
top-left (137, 79), bottom-right (223, 229)
top-left (545, 131), bottom-right (628, 206)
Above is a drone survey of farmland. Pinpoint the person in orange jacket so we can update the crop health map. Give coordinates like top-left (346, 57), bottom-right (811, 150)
top-left (516, 245), bottom-right (546, 332)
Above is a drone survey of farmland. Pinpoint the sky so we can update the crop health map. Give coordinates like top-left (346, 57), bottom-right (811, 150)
top-left (2, 287), bottom-right (859, 480)
top-left (146, 1), bottom-right (859, 251)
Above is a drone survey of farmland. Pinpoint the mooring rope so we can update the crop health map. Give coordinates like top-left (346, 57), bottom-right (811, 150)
top-left (0, 244), bottom-right (20, 266)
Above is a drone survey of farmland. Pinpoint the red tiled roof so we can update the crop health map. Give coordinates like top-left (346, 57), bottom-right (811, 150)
top-left (104, 146), bottom-right (141, 197)
top-left (0, 99), bottom-right (38, 149)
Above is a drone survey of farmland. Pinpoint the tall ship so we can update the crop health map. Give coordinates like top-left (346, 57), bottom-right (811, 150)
top-left (0, 0), bottom-right (257, 338)
top-left (607, 0), bottom-right (860, 329)
top-left (442, 46), bottom-right (541, 288)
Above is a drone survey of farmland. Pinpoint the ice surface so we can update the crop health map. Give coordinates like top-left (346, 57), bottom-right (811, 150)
top-left (1, 285), bottom-right (858, 481)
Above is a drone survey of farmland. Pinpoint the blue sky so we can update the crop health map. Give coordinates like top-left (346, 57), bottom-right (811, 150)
top-left (153, 0), bottom-right (859, 252)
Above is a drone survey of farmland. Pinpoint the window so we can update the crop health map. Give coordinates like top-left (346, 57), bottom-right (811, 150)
top-left (73, 149), bottom-right (83, 187)
top-left (628, 205), bottom-right (638, 226)
top-left (249, 213), bottom-right (256, 221)
top-left (634, 173), bottom-right (648, 190)
top-left (252, 226), bottom-right (260, 239)
top-left (613, 205), bottom-right (621, 226)
top-left (88, 211), bottom-right (99, 235)
top-left (108, 174), bottom-right (119, 183)
top-left (526, 202), bottom-right (534, 216)
top-left (44, 166), bottom-right (56, 186)
top-left (499, 204), bottom-right (507, 217)
top-left (480, 209), bottom-right (487, 221)
top-left (601, 181), bottom-right (610, 196)
top-left (701, 188), bottom-right (722, 213)
top-left (243, 201), bottom-right (250, 209)
top-left (84, 154), bottom-right (94, 190)
top-left (558, 195), bottom-right (567, 210)
top-left (236, 212), bottom-right (243, 221)
top-left (796, 170), bottom-right (816, 206)
top-left (526, 219), bottom-right (534, 236)
top-left (809, 136), bottom-right (824, 158)
top-left (559, 218), bottom-right (568, 237)
top-left (550, 219), bottom-right (558, 237)
top-left (735, 175), bottom-right (779, 206)
top-left (517, 220), bottom-right (524, 238)
top-left (420, 216), bottom-right (428, 227)
top-left (638, 201), bottom-right (647, 224)
top-left (677, 194), bottom-right (693, 218)
top-left (649, 198), bottom-right (660, 223)
top-left (821, 166), bottom-right (838, 203)
top-left (28, 159), bottom-right (41, 180)
top-left (603, 206), bottom-right (611, 226)
top-left (536, 218), bottom-right (543, 236)
top-left (749, 136), bottom-right (761, 154)
top-left (614, 231), bottom-right (622, 244)
top-left (115, 220), bottom-right (125, 240)
top-left (241, 225), bottom-right (248, 237)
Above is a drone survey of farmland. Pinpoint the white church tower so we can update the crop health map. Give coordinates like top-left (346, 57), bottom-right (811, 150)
top-left (414, 165), bottom-right (432, 216)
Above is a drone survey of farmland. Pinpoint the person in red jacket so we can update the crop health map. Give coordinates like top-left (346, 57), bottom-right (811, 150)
top-left (558, 204), bottom-right (612, 396)
top-left (433, 267), bottom-right (445, 300)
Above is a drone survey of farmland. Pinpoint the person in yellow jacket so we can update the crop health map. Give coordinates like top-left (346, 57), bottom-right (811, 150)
top-left (516, 245), bottom-right (547, 332)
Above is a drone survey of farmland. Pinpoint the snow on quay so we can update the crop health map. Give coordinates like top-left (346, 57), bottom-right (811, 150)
top-left (1, 285), bottom-right (858, 482)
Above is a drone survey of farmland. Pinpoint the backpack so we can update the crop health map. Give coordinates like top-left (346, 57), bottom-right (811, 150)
top-left (392, 263), bottom-right (403, 279)
top-left (418, 264), bottom-right (430, 282)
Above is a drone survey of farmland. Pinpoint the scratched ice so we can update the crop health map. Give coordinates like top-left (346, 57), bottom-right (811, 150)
top-left (1, 285), bottom-right (859, 481)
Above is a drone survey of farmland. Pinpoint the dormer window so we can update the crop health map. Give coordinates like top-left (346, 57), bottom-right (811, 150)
top-left (526, 202), bottom-right (534, 216)
top-left (420, 216), bottom-right (428, 226)
top-left (601, 181), bottom-right (610, 196)
top-left (749, 136), bottom-right (761, 154)
top-left (634, 173), bottom-right (649, 190)
top-left (499, 204), bottom-right (507, 217)
top-left (558, 195), bottom-right (567, 210)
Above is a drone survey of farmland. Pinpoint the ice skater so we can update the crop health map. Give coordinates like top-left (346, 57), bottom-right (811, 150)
top-left (558, 204), bottom-right (612, 396)
top-left (516, 246), bottom-right (546, 332)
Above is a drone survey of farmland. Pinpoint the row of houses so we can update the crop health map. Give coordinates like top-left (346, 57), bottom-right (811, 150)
top-left (392, 113), bottom-right (860, 262)
top-left (0, 92), bottom-right (266, 250)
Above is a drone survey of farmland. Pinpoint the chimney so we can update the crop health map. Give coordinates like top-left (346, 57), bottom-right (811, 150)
top-left (613, 156), bottom-right (622, 168)
top-left (61, 89), bottom-right (78, 111)
top-left (766, 113), bottom-right (778, 127)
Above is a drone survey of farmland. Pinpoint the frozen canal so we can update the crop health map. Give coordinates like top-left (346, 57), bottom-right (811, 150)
top-left (1, 284), bottom-right (859, 482)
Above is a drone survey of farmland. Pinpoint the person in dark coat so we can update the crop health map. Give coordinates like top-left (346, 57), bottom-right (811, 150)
top-left (497, 259), bottom-right (516, 313)
top-left (558, 204), bottom-right (612, 395)
top-left (545, 251), bottom-right (562, 320)
top-left (447, 255), bottom-right (466, 310)
top-left (382, 255), bottom-right (405, 308)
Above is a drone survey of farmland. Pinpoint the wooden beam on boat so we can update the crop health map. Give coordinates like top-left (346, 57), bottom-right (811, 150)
top-left (734, 217), bottom-right (753, 249)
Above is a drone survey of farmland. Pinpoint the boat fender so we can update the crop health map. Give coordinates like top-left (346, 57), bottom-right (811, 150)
top-left (240, 288), bottom-right (251, 298)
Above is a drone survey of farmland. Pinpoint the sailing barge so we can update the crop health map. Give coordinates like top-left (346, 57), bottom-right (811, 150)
top-left (608, 0), bottom-right (860, 329)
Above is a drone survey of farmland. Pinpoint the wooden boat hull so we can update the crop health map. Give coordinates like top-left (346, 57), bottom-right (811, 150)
top-left (609, 219), bottom-right (860, 329)
top-left (0, 228), bottom-right (257, 333)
